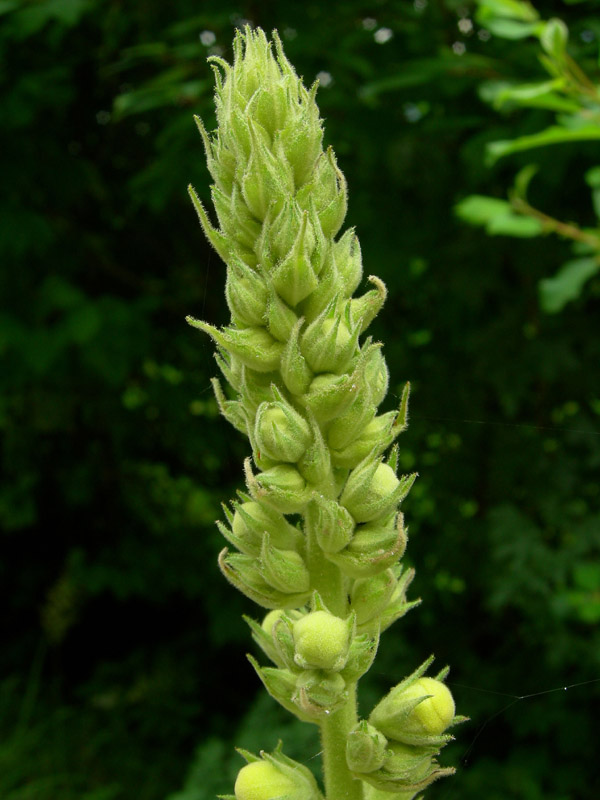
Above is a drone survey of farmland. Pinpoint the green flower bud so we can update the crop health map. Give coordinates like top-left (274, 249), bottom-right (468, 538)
top-left (305, 495), bottom-right (355, 553)
top-left (187, 318), bottom-right (283, 373)
top-left (326, 514), bottom-right (407, 578)
top-left (271, 210), bottom-right (319, 306)
top-left (364, 788), bottom-right (419, 800)
top-left (294, 670), bottom-right (348, 718)
top-left (233, 743), bottom-right (321, 800)
top-left (241, 124), bottom-right (293, 221)
top-left (346, 720), bottom-right (388, 773)
top-left (293, 610), bottom-right (351, 671)
top-left (293, 418), bottom-right (332, 492)
top-left (225, 259), bottom-right (268, 328)
top-left (364, 346), bottom-right (389, 407)
top-left (251, 463), bottom-right (312, 514)
top-left (280, 317), bottom-right (313, 396)
top-left (301, 299), bottom-right (360, 374)
top-left (260, 534), bottom-right (310, 594)
top-left (227, 499), bottom-right (301, 554)
top-left (234, 760), bottom-right (299, 800)
top-left (395, 678), bottom-right (456, 738)
top-left (351, 570), bottom-right (397, 626)
top-left (265, 286), bottom-right (299, 343)
top-left (255, 397), bottom-right (311, 464)
top-left (331, 411), bottom-right (397, 469)
top-left (382, 742), bottom-right (435, 784)
top-left (333, 228), bottom-right (363, 299)
top-left (219, 548), bottom-right (310, 610)
top-left (296, 147), bottom-right (347, 240)
top-left (370, 659), bottom-right (457, 746)
top-left (301, 372), bottom-right (357, 423)
top-left (341, 456), bottom-right (416, 524)
top-left (339, 631), bottom-right (379, 681)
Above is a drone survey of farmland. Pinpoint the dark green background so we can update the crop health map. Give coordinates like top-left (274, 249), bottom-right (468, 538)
top-left (1, 1), bottom-right (599, 798)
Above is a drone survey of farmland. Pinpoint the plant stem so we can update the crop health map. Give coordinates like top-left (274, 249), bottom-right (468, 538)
top-left (305, 525), bottom-right (347, 618)
top-left (320, 682), bottom-right (363, 800)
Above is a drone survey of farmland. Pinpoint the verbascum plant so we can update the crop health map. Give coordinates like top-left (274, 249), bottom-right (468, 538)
top-left (187, 26), bottom-right (465, 800)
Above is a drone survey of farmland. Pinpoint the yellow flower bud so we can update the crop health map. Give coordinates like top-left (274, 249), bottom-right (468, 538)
top-left (234, 760), bottom-right (298, 800)
top-left (293, 610), bottom-right (350, 671)
top-left (400, 678), bottom-right (456, 736)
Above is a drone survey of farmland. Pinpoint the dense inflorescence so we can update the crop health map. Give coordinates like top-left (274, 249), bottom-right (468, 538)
top-left (188, 26), bottom-right (462, 800)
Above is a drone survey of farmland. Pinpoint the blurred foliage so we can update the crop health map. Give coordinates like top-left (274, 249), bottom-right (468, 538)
top-left (457, 0), bottom-right (600, 311)
top-left (1, 0), bottom-right (599, 799)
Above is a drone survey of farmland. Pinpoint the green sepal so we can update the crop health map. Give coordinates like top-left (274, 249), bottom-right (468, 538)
top-left (299, 246), bottom-right (341, 321)
top-left (327, 516), bottom-right (408, 578)
top-left (247, 655), bottom-right (316, 724)
top-left (265, 284), bottom-right (299, 342)
top-left (304, 495), bottom-right (354, 553)
top-left (350, 569), bottom-right (397, 626)
top-left (225, 258), bottom-right (268, 327)
top-left (330, 410), bottom-right (397, 468)
top-left (364, 346), bottom-right (389, 407)
top-left (211, 183), bottom-right (260, 255)
top-left (296, 146), bottom-right (348, 240)
top-left (260, 533), bottom-right (311, 593)
top-left (218, 548), bottom-right (310, 609)
top-left (300, 297), bottom-right (361, 374)
top-left (245, 458), bottom-right (313, 514)
top-left (340, 450), bottom-right (417, 524)
top-left (241, 119), bottom-right (293, 220)
top-left (244, 613), bottom-right (286, 668)
top-left (271, 210), bottom-right (320, 306)
top-left (270, 611), bottom-right (299, 671)
top-left (229, 498), bottom-right (302, 554)
top-left (193, 114), bottom-right (233, 195)
top-left (254, 392), bottom-right (312, 463)
top-left (280, 317), bottom-right (314, 396)
top-left (340, 630), bottom-right (380, 682)
top-left (188, 184), bottom-right (231, 264)
top-left (379, 566), bottom-right (421, 633)
top-left (346, 275), bottom-right (387, 333)
top-left (346, 720), bottom-right (388, 774)
top-left (301, 372), bottom-right (356, 423)
top-left (279, 117), bottom-right (324, 190)
top-left (357, 744), bottom-right (455, 794)
top-left (296, 413), bottom-right (334, 487)
top-left (239, 367), bottom-right (280, 415)
top-left (214, 348), bottom-right (243, 392)
top-left (187, 317), bottom-right (283, 373)
top-left (333, 228), bottom-right (363, 299)
top-left (293, 670), bottom-right (349, 719)
top-left (210, 377), bottom-right (248, 434)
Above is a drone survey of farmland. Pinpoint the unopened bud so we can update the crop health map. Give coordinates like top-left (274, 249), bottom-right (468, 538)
top-left (370, 664), bottom-right (456, 745)
top-left (235, 761), bottom-right (299, 800)
top-left (346, 721), bottom-right (388, 773)
top-left (293, 610), bottom-right (351, 671)
top-left (255, 399), bottom-right (311, 463)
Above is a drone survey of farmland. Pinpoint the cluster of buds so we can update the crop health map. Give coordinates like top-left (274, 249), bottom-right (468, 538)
top-left (188, 25), bottom-right (461, 800)
top-left (245, 592), bottom-right (378, 721)
top-left (346, 657), bottom-right (466, 795)
top-left (189, 24), bottom-right (417, 623)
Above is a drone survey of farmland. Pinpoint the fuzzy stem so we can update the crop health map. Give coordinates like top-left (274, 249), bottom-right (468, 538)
top-left (320, 682), bottom-right (362, 800)
top-left (305, 523), bottom-right (347, 617)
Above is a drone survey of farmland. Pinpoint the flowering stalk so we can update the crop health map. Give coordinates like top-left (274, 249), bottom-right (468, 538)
top-left (187, 27), bottom-right (465, 800)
